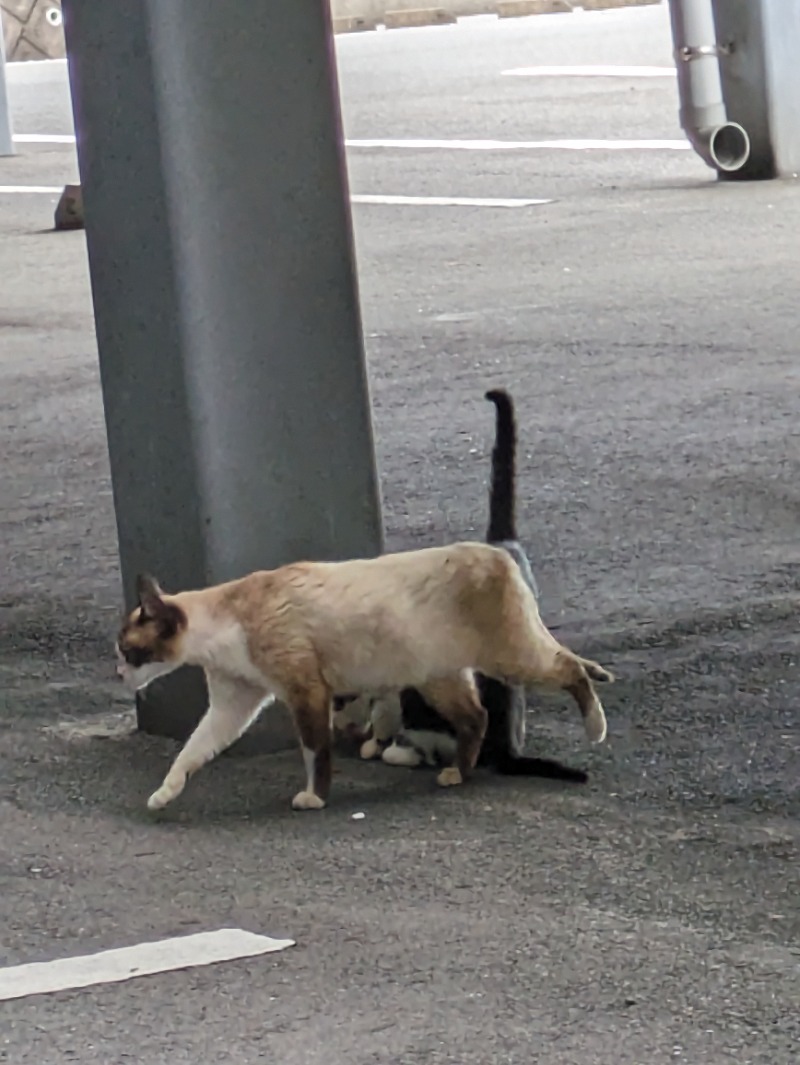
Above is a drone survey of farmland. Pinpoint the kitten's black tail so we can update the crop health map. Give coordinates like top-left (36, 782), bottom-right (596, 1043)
top-left (485, 388), bottom-right (517, 543)
top-left (492, 751), bottom-right (588, 783)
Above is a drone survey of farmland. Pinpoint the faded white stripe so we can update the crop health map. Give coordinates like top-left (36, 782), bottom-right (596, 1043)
top-left (13, 133), bottom-right (692, 152)
top-left (0, 184), bottom-right (62, 193)
top-left (13, 132), bottom-right (76, 143)
top-left (0, 187), bottom-right (553, 207)
top-left (347, 137), bottom-right (690, 151)
top-left (351, 194), bottom-right (552, 207)
top-left (502, 65), bottom-right (676, 78)
top-left (0, 928), bottom-right (295, 1002)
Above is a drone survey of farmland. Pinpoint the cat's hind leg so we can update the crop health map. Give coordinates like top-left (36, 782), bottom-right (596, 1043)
top-left (565, 667), bottom-right (608, 744)
top-left (147, 673), bottom-right (270, 811)
top-left (533, 650), bottom-right (609, 744)
top-left (417, 673), bottom-right (488, 788)
top-left (494, 641), bottom-right (609, 745)
top-left (475, 566), bottom-right (612, 744)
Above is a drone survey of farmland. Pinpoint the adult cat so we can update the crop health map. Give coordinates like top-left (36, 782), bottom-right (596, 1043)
top-left (116, 539), bottom-right (611, 811)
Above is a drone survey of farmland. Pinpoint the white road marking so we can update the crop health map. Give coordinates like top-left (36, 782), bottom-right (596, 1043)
top-left (347, 137), bottom-right (690, 151)
top-left (502, 65), bottom-right (676, 78)
top-left (352, 194), bottom-right (552, 207)
top-left (4, 56), bottom-right (67, 76)
top-left (14, 133), bottom-right (691, 152)
top-left (13, 132), bottom-right (76, 143)
top-left (0, 184), bottom-right (62, 193)
top-left (0, 928), bottom-right (295, 1002)
top-left (0, 187), bottom-right (552, 207)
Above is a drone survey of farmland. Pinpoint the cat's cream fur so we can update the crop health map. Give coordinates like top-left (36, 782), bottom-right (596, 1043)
top-left (116, 541), bottom-right (612, 812)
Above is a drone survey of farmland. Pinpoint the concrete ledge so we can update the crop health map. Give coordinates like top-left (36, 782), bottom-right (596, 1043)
top-left (328, 0), bottom-right (661, 21)
top-left (580, 0), bottom-right (661, 9)
top-left (383, 8), bottom-right (457, 28)
top-left (332, 15), bottom-right (378, 33)
top-left (498, 0), bottom-right (572, 16)
top-left (331, 0), bottom-right (492, 18)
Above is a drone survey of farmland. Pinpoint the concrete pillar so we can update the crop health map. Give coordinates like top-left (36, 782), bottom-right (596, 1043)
top-left (0, 20), bottom-right (13, 157)
top-left (711, 0), bottom-right (800, 179)
top-left (61, 0), bottom-right (383, 742)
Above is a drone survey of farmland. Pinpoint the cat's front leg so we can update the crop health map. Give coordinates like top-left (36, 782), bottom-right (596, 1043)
top-left (360, 693), bottom-right (402, 759)
top-left (332, 694), bottom-right (375, 752)
top-left (287, 681), bottom-right (333, 811)
top-left (147, 674), bottom-right (269, 811)
top-left (359, 732), bottom-right (381, 760)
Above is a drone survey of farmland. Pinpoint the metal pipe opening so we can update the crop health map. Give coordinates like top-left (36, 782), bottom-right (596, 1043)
top-left (668, 0), bottom-right (751, 176)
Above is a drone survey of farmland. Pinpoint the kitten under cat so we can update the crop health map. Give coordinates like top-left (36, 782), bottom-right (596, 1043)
top-left (334, 389), bottom-right (588, 784)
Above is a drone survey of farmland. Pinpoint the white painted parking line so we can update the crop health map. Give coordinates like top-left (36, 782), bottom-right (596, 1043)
top-left (348, 137), bottom-right (690, 151)
top-left (352, 194), bottom-right (552, 207)
top-left (13, 132), bottom-right (76, 143)
top-left (502, 65), bottom-right (676, 78)
top-left (13, 133), bottom-right (691, 152)
top-left (10, 133), bottom-right (690, 154)
top-left (0, 187), bottom-right (552, 207)
top-left (0, 928), bottom-right (295, 1002)
top-left (0, 184), bottom-right (62, 193)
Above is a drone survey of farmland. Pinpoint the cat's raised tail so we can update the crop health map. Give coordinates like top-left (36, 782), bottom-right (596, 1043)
top-left (485, 388), bottom-right (517, 543)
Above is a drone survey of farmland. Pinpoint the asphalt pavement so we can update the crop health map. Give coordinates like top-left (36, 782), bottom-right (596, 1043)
top-left (1, 6), bottom-right (799, 1064)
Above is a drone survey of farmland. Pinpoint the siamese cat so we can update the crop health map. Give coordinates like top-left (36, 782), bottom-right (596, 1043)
top-left (334, 389), bottom-right (588, 783)
top-left (116, 539), bottom-right (611, 812)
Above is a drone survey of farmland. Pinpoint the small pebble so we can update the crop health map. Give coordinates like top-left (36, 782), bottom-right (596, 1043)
top-left (351, 812), bottom-right (365, 821)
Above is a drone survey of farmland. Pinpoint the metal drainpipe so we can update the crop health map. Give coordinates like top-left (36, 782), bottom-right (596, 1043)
top-left (667, 0), bottom-right (750, 174)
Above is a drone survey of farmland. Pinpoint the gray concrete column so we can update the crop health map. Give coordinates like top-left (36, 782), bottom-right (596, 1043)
top-left (711, 0), bottom-right (800, 179)
top-left (62, 0), bottom-right (383, 742)
top-left (0, 23), bottom-right (14, 157)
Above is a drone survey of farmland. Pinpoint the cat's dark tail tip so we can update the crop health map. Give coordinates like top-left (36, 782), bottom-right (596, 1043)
top-left (494, 753), bottom-right (588, 783)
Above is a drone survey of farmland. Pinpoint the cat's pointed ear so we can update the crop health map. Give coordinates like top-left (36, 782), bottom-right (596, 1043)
top-left (136, 573), bottom-right (165, 618)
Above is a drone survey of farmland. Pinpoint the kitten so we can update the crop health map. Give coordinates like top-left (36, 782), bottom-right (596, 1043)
top-left (116, 543), bottom-right (612, 813)
top-left (337, 389), bottom-right (588, 783)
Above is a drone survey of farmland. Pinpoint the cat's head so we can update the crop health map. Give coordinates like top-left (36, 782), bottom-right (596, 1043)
top-left (115, 574), bottom-right (187, 691)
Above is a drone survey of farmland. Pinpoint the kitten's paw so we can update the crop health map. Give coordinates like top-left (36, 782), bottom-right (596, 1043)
top-left (585, 703), bottom-right (608, 744)
top-left (291, 790), bottom-right (326, 811)
top-left (359, 737), bottom-right (380, 761)
top-left (382, 742), bottom-right (423, 768)
top-left (436, 766), bottom-right (463, 788)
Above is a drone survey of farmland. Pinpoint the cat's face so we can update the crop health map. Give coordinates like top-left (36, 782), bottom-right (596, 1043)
top-left (115, 575), bottom-right (186, 691)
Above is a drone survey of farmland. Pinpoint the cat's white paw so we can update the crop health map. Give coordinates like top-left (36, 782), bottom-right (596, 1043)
top-left (291, 790), bottom-right (326, 811)
top-left (382, 742), bottom-right (423, 768)
top-left (147, 781), bottom-right (181, 811)
top-left (359, 737), bottom-right (380, 761)
top-left (436, 766), bottom-right (463, 788)
top-left (585, 703), bottom-right (607, 744)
